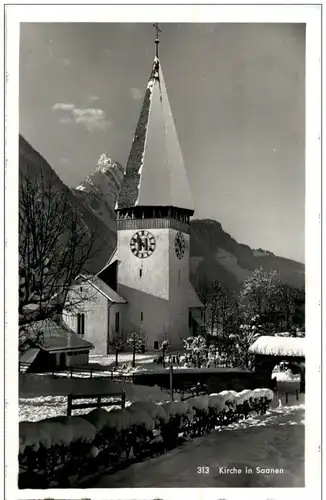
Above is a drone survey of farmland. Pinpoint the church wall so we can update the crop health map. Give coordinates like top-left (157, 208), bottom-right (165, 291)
top-left (117, 284), bottom-right (184, 349)
top-left (107, 302), bottom-right (126, 352)
top-left (63, 284), bottom-right (109, 355)
top-left (168, 228), bottom-right (192, 341)
top-left (117, 228), bottom-right (170, 300)
top-left (116, 226), bottom-right (196, 349)
top-left (85, 293), bottom-right (109, 354)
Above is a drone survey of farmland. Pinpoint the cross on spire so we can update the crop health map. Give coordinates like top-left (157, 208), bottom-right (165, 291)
top-left (152, 22), bottom-right (162, 58)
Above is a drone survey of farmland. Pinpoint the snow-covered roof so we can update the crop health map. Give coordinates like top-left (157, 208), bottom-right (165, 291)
top-left (248, 336), bottom-right (305, 357)
top-left (19, 347), bottom-right (40, 364)
top-left (116, 57), bottom-right (194, 212)
top-left (102, 247), bottom-right (118, 269)
top-left (89, 276), bottom-right (126, 304)
top-left (25, 319), bottom-right (94, 352)
top-left (78, 274), bottom-right (126, 304)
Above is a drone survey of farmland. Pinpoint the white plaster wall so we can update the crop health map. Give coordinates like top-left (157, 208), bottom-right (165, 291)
top-left (67, 352), bottom-right (89, 367)
top-left (117, 228), bottom-right (170, 300)
top-left (107, 303), bottom-right (126, 349)
top-left (116, 227), bottom-right (192, 349)
top-left (118, 287), bottom-right (171, 348)
top-left (64, 284), bottom-right (108, 355)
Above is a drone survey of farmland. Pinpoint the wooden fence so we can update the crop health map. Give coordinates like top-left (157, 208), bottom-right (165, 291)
top-left (67, 365), bottom-right (135, 383)
top-left (66, 391), bottom-right (126, 416)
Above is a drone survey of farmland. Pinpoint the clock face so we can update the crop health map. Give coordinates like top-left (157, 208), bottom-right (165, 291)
top-left (175, 232), bottom-right (186, 259)
top-left (130, 230), bottom-right (156, 259)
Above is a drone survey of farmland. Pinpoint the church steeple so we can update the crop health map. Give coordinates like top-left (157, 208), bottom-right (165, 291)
top-left (116, 25), bottom-right (194, 216)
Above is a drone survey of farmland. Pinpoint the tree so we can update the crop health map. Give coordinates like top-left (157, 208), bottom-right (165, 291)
top-left (111, 335), bottom-right (125, 367)
top-left (126, 331), bottom-right (146, 367)
top-left (240, 267), bottom-right (284, 334)
top-left (206, 281), bottom-right (225, 335)
top-left (19, 171), bottom-right (101, 345)
top-left (204, 281), bottom-right (240, 357)
top-left (197, 280), bottom-right (210, 325)
top-left (280, 284), bottom-right (305, 332)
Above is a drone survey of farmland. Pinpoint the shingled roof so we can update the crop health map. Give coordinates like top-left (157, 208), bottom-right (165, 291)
top-left (116, 56), bottom-right (194, 212)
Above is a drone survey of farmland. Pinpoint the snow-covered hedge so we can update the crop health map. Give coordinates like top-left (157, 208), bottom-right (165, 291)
top-left (19, 387), bottom-right (274, 488)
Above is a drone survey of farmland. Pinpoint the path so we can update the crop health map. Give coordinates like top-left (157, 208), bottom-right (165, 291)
top-left (92, 405), bottom-right (304, 488)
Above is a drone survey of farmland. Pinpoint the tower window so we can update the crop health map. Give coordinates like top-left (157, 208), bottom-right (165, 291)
top-left (154, 341), bottom-right (159, 350)
top-left (140, 311), bottom-right (144, 322)
top-left (139, 268), bottom-right (143, 278)
top-left (115, 312), bottom-right (120, 333)
top-left (77, 313), bottom-right (85, 336)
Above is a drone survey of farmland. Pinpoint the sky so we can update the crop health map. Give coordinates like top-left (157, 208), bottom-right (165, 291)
top-left (19, 23), bottom-right (305, 263)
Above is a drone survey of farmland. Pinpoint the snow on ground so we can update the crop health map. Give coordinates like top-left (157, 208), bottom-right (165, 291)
top-left (19, 374), bottom-right (179, 421)
top-left (93, 405), bottom-right (305, 488)
top-left (272, 370), bottom-right (300, 382)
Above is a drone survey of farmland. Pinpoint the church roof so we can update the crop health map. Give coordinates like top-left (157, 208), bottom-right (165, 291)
top-left (89, 276), bottom-right (126, 304)
top-left (77, 274), bottom-right (126, 304)
top-left (116, 54), bottom-right (194, 212)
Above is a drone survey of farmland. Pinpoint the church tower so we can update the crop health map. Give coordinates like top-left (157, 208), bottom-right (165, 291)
top-left (115, 25), bottom-right (202, 349)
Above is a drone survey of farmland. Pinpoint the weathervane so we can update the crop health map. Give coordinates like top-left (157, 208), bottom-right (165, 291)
top-left (152, 22), bottom-right (162, 58)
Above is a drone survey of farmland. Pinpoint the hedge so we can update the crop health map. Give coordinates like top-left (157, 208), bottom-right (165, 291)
top-left (19, 387), bottom-right (274, 488)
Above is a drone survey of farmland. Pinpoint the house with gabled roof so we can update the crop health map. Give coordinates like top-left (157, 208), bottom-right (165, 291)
top-left (64, 274), bottom-right (127, 354)
top-left (19, 318), bottom-right (94, 372)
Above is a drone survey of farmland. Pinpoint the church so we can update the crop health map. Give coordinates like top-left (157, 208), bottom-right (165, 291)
top-left (64, 27), bottom-right (204, 353)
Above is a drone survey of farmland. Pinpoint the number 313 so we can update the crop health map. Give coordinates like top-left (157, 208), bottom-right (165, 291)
top-left (197, 466), bottom-right (210, 474)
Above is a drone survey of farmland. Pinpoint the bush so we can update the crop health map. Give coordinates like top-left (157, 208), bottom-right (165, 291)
top-left (19, 387), bottom-right (274, 487)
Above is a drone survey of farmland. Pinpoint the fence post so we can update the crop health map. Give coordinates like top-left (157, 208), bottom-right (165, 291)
top-left (91, 368), bottom-right (93, 379)
top-left (96, 396), bottom-right (101, 408)
top-left (67, 394), bottom-right (72, 416)
top-left (121, 390), bottom-right (126, 408)
top-left (296, 390), bottom-right (299, 401)
top-left (70, 367), bottom-right (73, 378)
top-left (169, 365), bottom-right (174, 402)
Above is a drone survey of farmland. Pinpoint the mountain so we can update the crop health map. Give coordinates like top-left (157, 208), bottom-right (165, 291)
top-left (72, 154), bottom-right (125, 235)
top-left (19, 135), bottom-right (305, 292)
top-left (189, 219), bottom-right (305, 292)
top-left (19, 135), bottom-right (116, 274)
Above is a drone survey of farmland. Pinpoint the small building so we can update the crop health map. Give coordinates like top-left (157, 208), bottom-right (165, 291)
top-left (19, 319), bottom-right (94, 372)
top-left (64, 274), bottom-right (127, 354)
top-left (248, 335), bottom-right (305, 392)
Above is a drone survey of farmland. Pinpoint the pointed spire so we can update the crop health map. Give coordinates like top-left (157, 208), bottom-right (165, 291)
top-left (116, 25), bottom-right (194, 214)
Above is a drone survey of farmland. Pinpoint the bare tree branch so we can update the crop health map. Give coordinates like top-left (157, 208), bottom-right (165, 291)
top-left (19, 170), bottom-right (105, 344)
